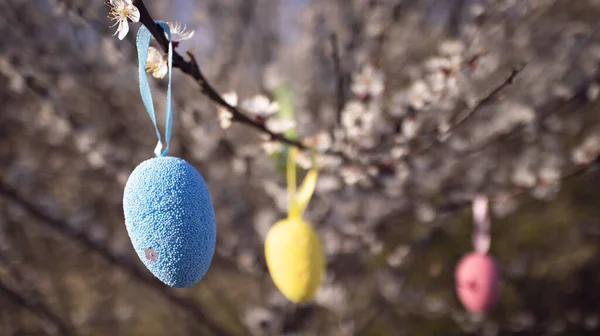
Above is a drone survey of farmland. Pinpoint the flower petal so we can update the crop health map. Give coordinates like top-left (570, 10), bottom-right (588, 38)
top-left (266, 118), bottom-right (296, 134)
top-left (178, 29), bottom-right (194, 41)
top-left (153, 63), bottom-right (168, 79)
top-left (117, 20), bottom-right (129, 40)
top-left (168, 21), bottom-right (195, 41)
top-left (145, 47), bottom-right (168, 78)
top-left (223, 91), bottom-right (238, 107)
top-left (218, 111), bottom-right (232, 129)
top-left (127, 6), bottom-right (140, 22)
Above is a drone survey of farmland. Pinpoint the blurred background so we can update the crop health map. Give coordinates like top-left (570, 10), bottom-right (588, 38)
top-left (2, 0), bottom-right (600, 335)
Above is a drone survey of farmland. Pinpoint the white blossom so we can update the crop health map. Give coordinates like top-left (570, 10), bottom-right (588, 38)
top-left (437, 120), bottom-right (451, 140)
top-left (315, 283), bottom-right (348, 312)
top-left (350, 64), bottom-right (385, 98)
top-left (241, 95), bottom-right (280, 119)
top-left (315, 174), bottom-right (342, 192)
top-left (447, 55), bottom-right (463, 72)
top-left (145, 47), bottom-right (168, 79)
top-left (470, 3), bottom-right (486, 17)
top-left (439, 40), bottom-right (465, 57)
top-left (572, 135), bottom-right (600, 165)
top-left (390, 146), bottom-right (408, 160)
top-left (587, 82), bottom-right (600, 101)
top-left (407, 80), bottom-right (434, 110)
top-left (401, 118), bottom-right (420, 139)
top-left (426, 71), bottom-right (447, 94)
top-left (341, 101), bottom-right (375, 139)
top-left (415, 202), bottom-right (436, 223)
top-left (552, 84), bottom-right (574, 100)
top-left (512, 166), bottom-right (537, 188)
top-left (244, 307), bottom-right (276, 335)
top-left (261, 141), bottom-right (282, 155)
top-left (340, 166), bottom-right (367, 186)
top-left (531, 181), bottom-right (560, 200)
top-left (444, 74), bottom-right (460, 97)
top-left (539, 165), bottom-right (561, 182)
top-left (167, 21), bottom-right (195, 42)
top-left (317, 154), bottom-right (343, 170)
top-left (424, 57), bottom-right (453, 72)
top-left (107, 0), bottom-right (140, 40)
top-left (387, 245), bottom-right (410, 267)
top-left (265, 117), bottom-right (296, 134)
top-left (217, 91), bottom-right (237, 129)
top-left (314, 131), bottom-right (333, 151)
top-left (295, 150), bottom-right (312, 170)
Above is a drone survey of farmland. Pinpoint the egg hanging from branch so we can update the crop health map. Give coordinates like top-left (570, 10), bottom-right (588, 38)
top-left (123, 156), bottom-right (217, 288)
top-left (455, 252), bottom-right (501, 313)
top-left (455, 195), bottom-right (500, 313)
top-left (264, 147), bottom-right (325, 303)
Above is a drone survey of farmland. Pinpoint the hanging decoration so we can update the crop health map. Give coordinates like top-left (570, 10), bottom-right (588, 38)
top-left (122, 22), bottom-right (216, 288)
top-left (455, 195), bottom-right (501, 313)
top-left (264, 147), bottom-right (325, 303)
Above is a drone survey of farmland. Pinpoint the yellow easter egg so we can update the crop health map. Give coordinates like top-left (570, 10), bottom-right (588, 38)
top-left (264, 217), bottom-right (325, 303)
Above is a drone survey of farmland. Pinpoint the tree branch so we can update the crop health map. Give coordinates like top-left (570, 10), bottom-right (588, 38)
top-left (0, 180), bottom-right (235, 336)
top-left (329, 33), bottom-right (345, 126)
top-left (132, 0), bottom-right (307, 151)
top-left (446, 63), bottom-right (526, 134)
top-left (412, 63), bottom-right (526, 154)
top-left (0, 278), bottom-right (74, 336)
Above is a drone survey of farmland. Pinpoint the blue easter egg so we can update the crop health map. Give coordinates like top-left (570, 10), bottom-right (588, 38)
top-left (123, 156), bottom-right (216, 287)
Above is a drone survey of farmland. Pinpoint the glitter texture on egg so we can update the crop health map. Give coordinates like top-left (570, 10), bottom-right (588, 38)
top-left (123, 156), bottom-right (216, 288)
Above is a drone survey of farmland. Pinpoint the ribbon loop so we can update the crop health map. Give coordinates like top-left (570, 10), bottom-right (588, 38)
top-left (136, 21), bottom-right (174, 157)
top-left (472, 194), bottom-right (491, 254)
top-left (287, 147), bottom-right (319, 219)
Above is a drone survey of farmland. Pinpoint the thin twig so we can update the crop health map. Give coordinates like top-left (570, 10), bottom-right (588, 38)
top-left (0, 180), bottom-right (235, 336)
top-left (412, 63), bottom-right (526, 155)
top-left (447, 63), bottom-right (525, 133)
top-left (455, 62), bottom-right (600, 159)
top-left (132, 0), bottom-right (307, 151)
top-left (431, 154), bottom-right (600, 221)
top-left (330, 33), bottom-right (345, 125)
top-left (410, 64), bottom-right (600, 218)
top-left (376, 59), bottom-right (600, 230)
top-left (493, 156), bottom-right (600, 202)
top-left (0, 278), bottom-right (74, 336)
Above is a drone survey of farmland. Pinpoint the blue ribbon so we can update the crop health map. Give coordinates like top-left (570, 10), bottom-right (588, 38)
top-left (136, 21), bottom-right (173, 157)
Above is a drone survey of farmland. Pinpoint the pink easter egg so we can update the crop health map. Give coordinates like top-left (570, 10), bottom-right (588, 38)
top-left (455, 252), bottom-right (500, 313)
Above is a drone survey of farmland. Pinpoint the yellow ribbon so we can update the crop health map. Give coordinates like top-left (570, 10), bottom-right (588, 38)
top-left (287, 147), bottom-right (318, 219)
top-left (265, 145), bottom-right (323, 303)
